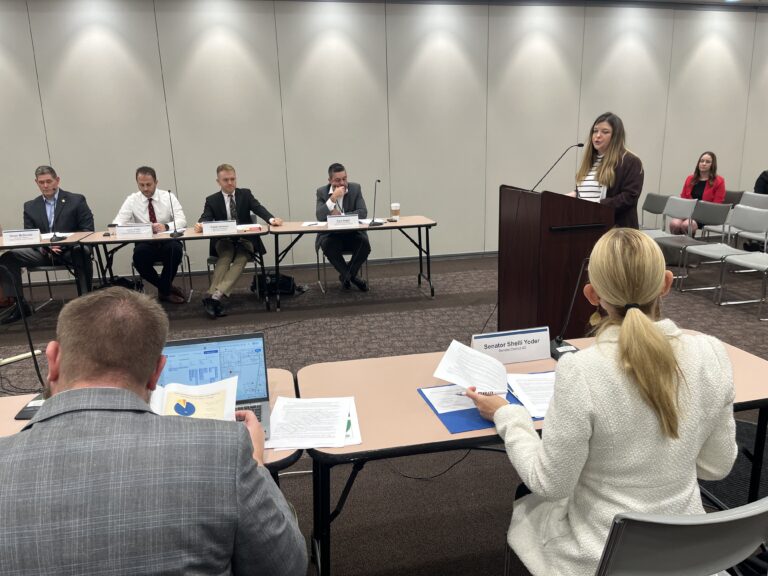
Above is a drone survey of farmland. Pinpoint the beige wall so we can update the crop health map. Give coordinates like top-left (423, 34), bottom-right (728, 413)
top-left (1, 0), bottom-right (767, 268)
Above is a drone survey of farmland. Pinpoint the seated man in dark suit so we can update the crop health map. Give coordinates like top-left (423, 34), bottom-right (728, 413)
top-left (0, 287), bottom-right (307, 575)
top-left (0, 165), bottom-right (94, 324)
top-left (195, 163), bottom-right (283, 319)
top-left (315, 163), bottom-right (371, 291)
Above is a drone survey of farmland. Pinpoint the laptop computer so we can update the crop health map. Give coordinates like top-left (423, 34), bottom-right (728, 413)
top-left (158, 332), bottom-right (272, 438)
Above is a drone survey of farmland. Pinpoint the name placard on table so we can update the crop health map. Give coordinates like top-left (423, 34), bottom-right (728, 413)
top-left (202, 220), bottom-right (237, 235)
top-left (471, 326), bottom-right (550, 364)
top-left (2, 229), bottom-right (41, 246)
top-left (116, 224), bottom-right (153, 240)
top-left (327, 214), bottom-right (359, 229)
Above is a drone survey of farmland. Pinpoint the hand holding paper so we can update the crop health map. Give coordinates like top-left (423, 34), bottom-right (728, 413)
top-left (433, 340), bottom-right (508, 394)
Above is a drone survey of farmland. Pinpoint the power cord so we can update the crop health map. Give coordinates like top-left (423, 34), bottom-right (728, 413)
top-left (384, 449), bottom-right (473, 481)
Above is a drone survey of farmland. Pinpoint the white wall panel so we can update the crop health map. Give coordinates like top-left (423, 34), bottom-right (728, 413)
top-left (580, 5), bottom-right (673, 208)
top-left (486, 5), bottom-right (584, 251)
top-left (660, 9), bottom-right (755, 197)
top-left (0, 1), bottom-right (49, 232)
top-left (28, 0), bottom-right (174, 233)
top-left (156, 0), bottom-right (287, 270)
top-left (276, 1), bottom-right (389, 265)
top-left (387, 3), bottom-right (488, 256)
top-left (741, 12), bottom-right (768, 192)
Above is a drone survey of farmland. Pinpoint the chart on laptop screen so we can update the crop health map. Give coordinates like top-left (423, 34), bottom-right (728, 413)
top-left (158, 336), bottom-right (267, 401)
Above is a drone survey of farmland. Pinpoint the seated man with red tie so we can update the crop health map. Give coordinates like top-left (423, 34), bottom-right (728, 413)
top-left (0, 165), bottom-right (95, 324)
top-left (194, 163), bottom-right (283, 319)
top-left (112, 166), bottom-right (187, 304)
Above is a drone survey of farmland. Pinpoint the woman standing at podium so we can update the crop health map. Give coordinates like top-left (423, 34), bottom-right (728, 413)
top-left (467, 229), bottom-right (736, 575)
top-left (571, 112), bottom-right (644, 228)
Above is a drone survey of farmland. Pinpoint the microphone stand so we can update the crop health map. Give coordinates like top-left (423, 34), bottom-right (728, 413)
top-left (49, 202), bottom-right (65, 242)
top-left (550, 257), bottom-right (590, 360)
top-left (368, 179), bottom-right (384, 227)
top-left (530, 143), bottom-right (584, 193)
top-left (168, 189), bottom-right (184, 238)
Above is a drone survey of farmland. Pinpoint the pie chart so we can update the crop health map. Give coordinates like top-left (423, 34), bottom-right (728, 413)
top-left (174, 399), bottom-right (196, 417)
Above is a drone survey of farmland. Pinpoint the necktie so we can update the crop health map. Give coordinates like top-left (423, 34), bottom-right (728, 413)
top-left (227, 194), bottom-right (236, 221)
top-left (46, 200), bottom-right (55, 230)
top-left (147, 198), bottom-right (157, 223)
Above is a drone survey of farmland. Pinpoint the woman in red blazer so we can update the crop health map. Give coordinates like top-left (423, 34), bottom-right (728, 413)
top-left (669, 151), bottom-right (725, 235)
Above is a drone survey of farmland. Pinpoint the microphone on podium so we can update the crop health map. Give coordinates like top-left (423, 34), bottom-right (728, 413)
top-left (368, 178), bottom-right (384, 227)
top-left (530, 143), bottom-right (584, 194)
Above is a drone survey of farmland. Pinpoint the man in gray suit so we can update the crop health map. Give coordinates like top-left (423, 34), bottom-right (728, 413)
top-left (0, 288), bottom-right (307, 576)
top-left (316, 162), bottom-right (371, 291)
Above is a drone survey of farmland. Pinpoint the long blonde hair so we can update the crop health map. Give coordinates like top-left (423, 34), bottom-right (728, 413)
top-left (588, 228), bottom-right (682, 438)
top-left (576, 112), bottom-right (627, 188)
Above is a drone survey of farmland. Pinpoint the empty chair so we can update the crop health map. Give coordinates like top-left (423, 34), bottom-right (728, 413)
top-left (680, 205), bottom-right (768, 296)
top-left (740, 192), bottom-right (768, 210)
top-left (640, 193), bottom-right (668, 229)
top-left (655, 201), bottom-right (732, 278)
top-left (595, 496), bottom-right (768, 576)
top-left (724, 189), bottom-right (744, 206)
top-left (642, 197), bottom-right (697, 240)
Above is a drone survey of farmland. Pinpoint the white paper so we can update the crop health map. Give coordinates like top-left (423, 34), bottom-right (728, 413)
top-left (236, 223), bottom-right (261, 231)
top-left (302, 221), bottom-right (325, 227)
top-left (155, 228), bottom-right (186, 236)
top-left (265, 397), bottom-right (351, 449)
top-left (359, 218), bottom-right (386, 225)
top-left (344, 398), bottom-right (362, 446)
top-left (433, 340), bottom-right (508, 394)
top-left (507, 372), bottom-right (556, 418)
top-left (149, 376), bottom-right (238, 421)
top-left (41, 232), bottom-right (73, 240)
top-left (421, 384), bottom-right (476, 414)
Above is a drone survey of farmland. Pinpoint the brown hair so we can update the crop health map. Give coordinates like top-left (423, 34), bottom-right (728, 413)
top-left (216, 163), bottom-right (236, 175)
top-left (588, 228), bottom-right (682, 438)
top-left (576, 112), bottom-right (628, 189)
top-left (55, 288), bottom-right (169, 389)
top-left (692, 151), bottom-right (718, 185)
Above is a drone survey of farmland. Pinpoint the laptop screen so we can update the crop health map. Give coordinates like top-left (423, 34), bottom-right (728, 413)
top-left (158, 333), bottom-right (268, 402)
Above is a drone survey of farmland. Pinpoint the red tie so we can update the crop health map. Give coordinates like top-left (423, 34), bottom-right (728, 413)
top-left (147, 198), bottom-right (157, 224)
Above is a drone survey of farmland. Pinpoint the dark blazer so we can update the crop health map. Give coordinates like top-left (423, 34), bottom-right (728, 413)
top-left (600, 152), bottom-right (644, 229)
top-left (23, 189), bottom-right (94, 233)
top-left (314, 182), bottom-right (368, 249)
top-left (198, 188), bottom-right (274, 255)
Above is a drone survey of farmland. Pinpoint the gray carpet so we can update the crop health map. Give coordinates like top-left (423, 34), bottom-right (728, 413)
top-left (1, 255), bottom-right (767, 575)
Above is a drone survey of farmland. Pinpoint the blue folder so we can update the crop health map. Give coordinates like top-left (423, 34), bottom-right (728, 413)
top-left (417, 384), bottom-right (541, 434)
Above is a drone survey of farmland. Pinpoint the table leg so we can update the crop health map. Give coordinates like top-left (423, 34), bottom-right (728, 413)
top-left (749, 407), bottom-right (767, 502)
top-left (312, 458), bottom-right (332, 576)
top-left (274, 235), bottom-right (281, 312)
top-left (426, 226), bottom-right (434, 298)
top-left (417, 227), bottom-right (423, 286)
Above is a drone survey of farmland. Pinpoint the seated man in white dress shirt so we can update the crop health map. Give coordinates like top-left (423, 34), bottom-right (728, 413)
top-left (112, 166), bottom-right (187, 303)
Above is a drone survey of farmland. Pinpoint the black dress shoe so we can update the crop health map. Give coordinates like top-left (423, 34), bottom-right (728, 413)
top-left (338, 274), bottom-right (351, 290)
top-left (202, 297), bottom-right (218, 319)
top-left (350, 276), bottom-right (369, 292)
top-left (213, 299), bottom-right (227, 317)
top-left (1, 300), bottom-right (32, 325)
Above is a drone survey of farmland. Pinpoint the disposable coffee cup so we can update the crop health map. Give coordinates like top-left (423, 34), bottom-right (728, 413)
top-left (390, 203), bottom-right (400, 222)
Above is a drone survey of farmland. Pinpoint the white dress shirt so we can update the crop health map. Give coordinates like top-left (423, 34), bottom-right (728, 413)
top-left (325, 187), bottom-right (346, 214)
top-left (113, 189), bottom-right (187, 231)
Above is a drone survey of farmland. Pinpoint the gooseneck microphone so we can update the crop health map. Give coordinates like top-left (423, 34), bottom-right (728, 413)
top-left (530, 143), bottom-right (585, 194)
top-left (168, 189), bottom-right (183, 238)
top-left (550, 257), bottom-right (590, 360)
top-left (49, 198), bottom-right (65, 242)
top-left (368, 178), bottom-right (384, 227)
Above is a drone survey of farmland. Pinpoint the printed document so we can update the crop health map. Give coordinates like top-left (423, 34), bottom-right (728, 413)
top-left (421, 384), bottom-right (476, 414)
top-left (507, 372), bottom-right (556, 418)
top-left (433, 340), bottom-right (508, 394)
top-left (150, 376), bottom-right (238, 421)
top-left (265, 397), bottom-right (353, 449)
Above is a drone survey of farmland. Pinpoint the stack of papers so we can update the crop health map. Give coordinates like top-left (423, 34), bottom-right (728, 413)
top-left (507, 372), bottom-right (556, 418)
top-left (265, 397), bottom-right (361, 449)
top-left (150, 376), bottom-right (238, 420)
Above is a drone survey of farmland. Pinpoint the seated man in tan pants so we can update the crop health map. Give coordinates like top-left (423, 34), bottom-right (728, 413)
top-left (195, 164), bottom-right (283, 318)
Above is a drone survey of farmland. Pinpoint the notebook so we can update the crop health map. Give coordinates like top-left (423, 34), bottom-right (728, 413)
top-left (158, 332), bottom-right (271, 438)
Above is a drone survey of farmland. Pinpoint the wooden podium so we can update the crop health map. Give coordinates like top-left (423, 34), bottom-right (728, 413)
top-left (498, 186), bottom-right (614, 339)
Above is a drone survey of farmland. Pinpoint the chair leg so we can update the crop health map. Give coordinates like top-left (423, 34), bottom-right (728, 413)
top-left (182, 252), bottom-right (193, 302)
top-left (715, 259), bottom-right (727, 304)
top-left (316, 251), bottom-right (326, 294)
top-left (760, 272), bottom-right (768, 322)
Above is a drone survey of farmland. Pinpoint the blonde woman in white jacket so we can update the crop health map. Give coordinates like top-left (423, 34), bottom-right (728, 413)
top-left (468, 228), bottom-right (737, 575)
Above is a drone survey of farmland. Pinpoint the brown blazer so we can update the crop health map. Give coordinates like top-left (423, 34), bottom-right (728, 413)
top-left (600, 152), bottom-right (644, 228)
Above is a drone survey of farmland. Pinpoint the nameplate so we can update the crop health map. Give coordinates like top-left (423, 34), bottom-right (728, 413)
top-left (202, 221), bottom-right (237, 235)
top-left (327, 214), bottom-right (359, 229)
top-left (116, 224), bottom-right (153, 240)
top-left (471, 326), bottom-right (550, 364)
top-left (2, 229), bottom-right (41, 246)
